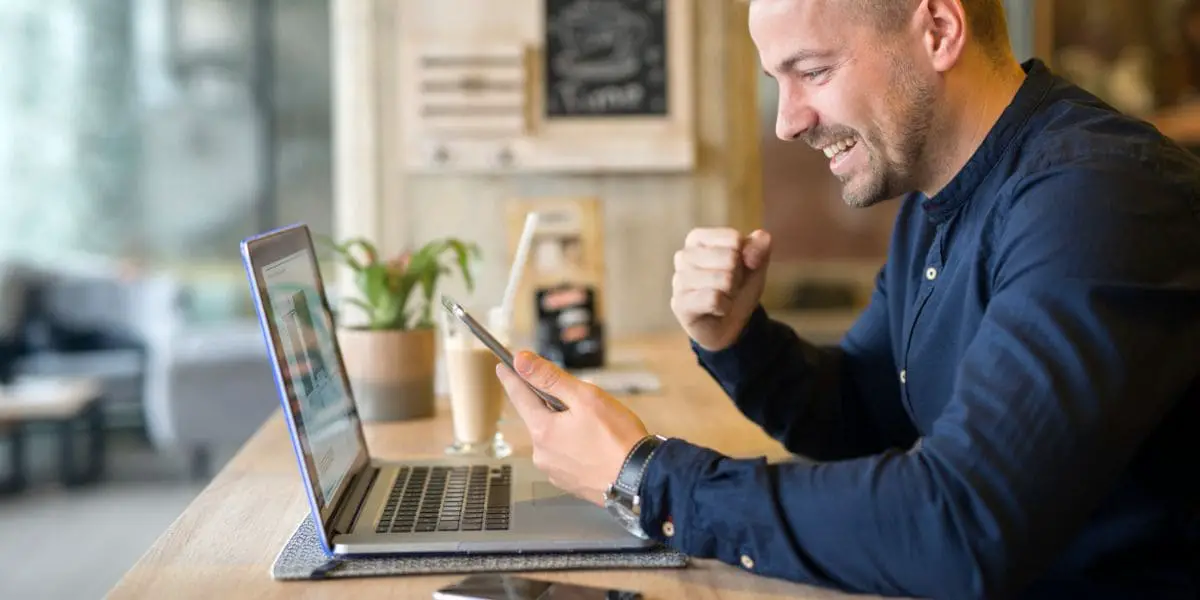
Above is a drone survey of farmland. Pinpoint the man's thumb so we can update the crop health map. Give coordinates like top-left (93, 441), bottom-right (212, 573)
top-left (513, 351), bottom-right (585, 397)
top-left (742, 230), bottom-right (772, 271)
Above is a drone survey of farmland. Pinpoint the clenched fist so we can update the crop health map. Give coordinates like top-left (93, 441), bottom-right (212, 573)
top-left (670, 228), bottom-right (772, 352)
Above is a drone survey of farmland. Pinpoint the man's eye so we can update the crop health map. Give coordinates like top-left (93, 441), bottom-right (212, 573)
top-left (801, 68), bottom-right (831, 82)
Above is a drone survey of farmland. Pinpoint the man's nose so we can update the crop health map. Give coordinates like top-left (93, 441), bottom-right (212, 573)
top-left (776, 94), bottom-right (817, 142)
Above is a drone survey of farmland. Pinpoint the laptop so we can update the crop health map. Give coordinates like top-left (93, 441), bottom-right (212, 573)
top-left (240, 223), bottom-right (653, 557)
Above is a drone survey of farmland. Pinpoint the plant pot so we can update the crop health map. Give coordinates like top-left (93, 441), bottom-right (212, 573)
top-left (337, 326), bottom-right (436, 421)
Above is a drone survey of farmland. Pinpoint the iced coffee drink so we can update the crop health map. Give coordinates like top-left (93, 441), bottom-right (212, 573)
top-left (441, 306), bottom-right (513, 458)
top-left (445, 337), bottom-right (504, 444)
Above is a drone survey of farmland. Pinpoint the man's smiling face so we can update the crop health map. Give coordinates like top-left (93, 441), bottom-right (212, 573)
top-left (751, 0), bottom-right (938, 208)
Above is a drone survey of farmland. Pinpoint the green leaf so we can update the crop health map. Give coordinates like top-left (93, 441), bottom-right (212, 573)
top-left (394, 269), bottom-right (422, 326)
top-left (341, 238), bottom-right (380, 269)
top-left (407, 248), bottom-right (439, 327)
top-left (325, 239), bottom-right (364, 272)
top-left (355, 265), bottom-right (384, 304)
top-left (416, 264), bottom-right (440, 328)
top-left (408, 238), bottom-right (481, 328)
top-left (444, 239), bottom-right (480, 293)
top-left (343, 296), bottom-right (372, 311)
top-left (407, 240), bottom-right (447, 276)
top-left (326, 235), bottom-right (479, 331)
top-left (341, 297), bottom-right (374, 319)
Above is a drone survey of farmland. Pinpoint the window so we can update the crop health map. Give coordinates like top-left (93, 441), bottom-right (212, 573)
top-left (0, 0), bottom-right (333, 271)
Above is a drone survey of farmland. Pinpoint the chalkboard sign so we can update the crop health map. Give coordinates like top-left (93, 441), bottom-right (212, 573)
top-left (544, 0), bottom-right (669, 118)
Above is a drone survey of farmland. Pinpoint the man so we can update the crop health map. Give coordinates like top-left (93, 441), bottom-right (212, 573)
top-left (495, 0), bottom-right (1200, 598)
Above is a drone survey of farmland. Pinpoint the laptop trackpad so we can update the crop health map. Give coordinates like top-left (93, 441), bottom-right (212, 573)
top-left (530, 482), bottom-right (591, 507)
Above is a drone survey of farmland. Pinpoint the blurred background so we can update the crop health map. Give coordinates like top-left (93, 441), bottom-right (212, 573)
top-left (2, 1), bottom-right (1198, 598)
top-left (0, 1), bottom-right (332, 597)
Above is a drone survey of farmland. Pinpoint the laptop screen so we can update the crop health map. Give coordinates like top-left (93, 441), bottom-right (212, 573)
top-left (261, 248), bottom-right (363, 507)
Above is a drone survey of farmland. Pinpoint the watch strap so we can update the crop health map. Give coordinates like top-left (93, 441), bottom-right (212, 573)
top-left (614, 434), bottom-right (666, 500)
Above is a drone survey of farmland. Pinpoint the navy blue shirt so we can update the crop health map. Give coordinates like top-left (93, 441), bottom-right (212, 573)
top-left (638, 59), bottom-right (1200, 599)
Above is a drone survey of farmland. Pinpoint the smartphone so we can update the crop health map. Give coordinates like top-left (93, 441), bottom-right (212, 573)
top-left (441, 296), bottom-right (569, 412)
top-left (433, 573), bottom-right (643, 600)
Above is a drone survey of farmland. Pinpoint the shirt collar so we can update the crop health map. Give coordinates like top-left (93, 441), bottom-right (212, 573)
top-left (919, 58), bottom-right (1055, 223)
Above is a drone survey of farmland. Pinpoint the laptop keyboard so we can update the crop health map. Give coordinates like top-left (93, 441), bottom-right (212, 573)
top-left (376, 465), bottom-right (511, 534)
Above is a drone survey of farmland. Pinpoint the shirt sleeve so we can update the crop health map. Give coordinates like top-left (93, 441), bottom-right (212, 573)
top-left (638, 165), bottom-right (1200, 599)
top-left (690, 269), bottom-right (914, 461)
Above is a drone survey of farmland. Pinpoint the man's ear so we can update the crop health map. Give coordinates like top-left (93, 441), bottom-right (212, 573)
top-left (916, 0), bottom-right (968, 72)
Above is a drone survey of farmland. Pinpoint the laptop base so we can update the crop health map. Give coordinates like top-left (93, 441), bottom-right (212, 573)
top-left (333, 456), bottom-right (653, 556)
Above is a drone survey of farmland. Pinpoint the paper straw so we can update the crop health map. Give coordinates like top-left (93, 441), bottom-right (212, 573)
top-left (500, 212), bottom-right (540, 326)
top-left (438, 299), bottom-right (456, 341)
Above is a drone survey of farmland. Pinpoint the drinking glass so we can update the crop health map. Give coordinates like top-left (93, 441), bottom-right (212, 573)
top-left (441, 305), bottom-right (512, 459)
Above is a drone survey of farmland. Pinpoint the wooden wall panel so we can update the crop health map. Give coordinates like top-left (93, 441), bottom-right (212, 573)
top-left (338, 0), bottom-right (761, 337)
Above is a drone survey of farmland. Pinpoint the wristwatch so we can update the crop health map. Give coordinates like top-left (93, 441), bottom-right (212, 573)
top-left (603, 434), bottom-right (667, 539)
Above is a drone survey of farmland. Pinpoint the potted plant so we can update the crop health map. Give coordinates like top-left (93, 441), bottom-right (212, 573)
top-left (325, 236), bottom-right (480, 421)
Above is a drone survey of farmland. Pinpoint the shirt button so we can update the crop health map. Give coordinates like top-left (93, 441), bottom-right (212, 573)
top-left (740, 554), bottom-right (755, 570)
top-left (900, 369), bottom-right (907, 384)
top-left (925, 267), bottom-right (938, 280)
top-left (662, 521), bottom-right (675, 538)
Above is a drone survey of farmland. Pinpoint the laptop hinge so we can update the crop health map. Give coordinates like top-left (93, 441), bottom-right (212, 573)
top-left (330, 465), bottom-right (380, 536)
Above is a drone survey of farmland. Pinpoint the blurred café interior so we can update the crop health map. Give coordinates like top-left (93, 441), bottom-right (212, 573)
top-left (2, 0), bottom-right (1200, 598)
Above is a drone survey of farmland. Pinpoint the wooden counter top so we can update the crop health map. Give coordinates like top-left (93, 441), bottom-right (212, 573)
top-left (107, 333), bottom-right (886, 599)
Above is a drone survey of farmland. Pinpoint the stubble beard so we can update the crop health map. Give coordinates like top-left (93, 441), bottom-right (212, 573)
top-left (840, 59), bottom-right (937, 209)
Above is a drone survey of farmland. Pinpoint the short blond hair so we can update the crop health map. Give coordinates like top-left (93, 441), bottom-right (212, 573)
top-left (860, 0), bottom-right (1008, 53)
top-left (742, 0), bottom-right (1011, 59)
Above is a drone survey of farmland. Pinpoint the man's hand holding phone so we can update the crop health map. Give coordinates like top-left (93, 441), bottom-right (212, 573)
top-left (442, 298), bottom-right (648, 504)
top-left (495, 351), bottom-right (649, 506)
top-left (671, 227), bottom-right (772, 352)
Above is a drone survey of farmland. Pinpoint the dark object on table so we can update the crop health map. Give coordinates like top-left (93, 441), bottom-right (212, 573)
top-left (434, 572), bottom-right (644, 599)
top-left (787, 280), bottom-right (859, 310)
top-left (534, 284), bottom-right (605, 370)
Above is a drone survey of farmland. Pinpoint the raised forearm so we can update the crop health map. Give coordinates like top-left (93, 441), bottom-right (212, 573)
top-left (692, 306), bottom-right (895, 460)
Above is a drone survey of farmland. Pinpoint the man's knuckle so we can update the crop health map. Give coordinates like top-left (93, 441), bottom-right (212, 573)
top-left (672, 296), bottom-right (691, 319)
top-left (539, 367), bottom-right (562, 390)
top-left (708, 291), bottom-right (724, 311)
top-left (724, 249), bottom-right (741, 270)
top-left (687, 227), bottom-right (737, 248)
top-left (704, 227), bottom-right (737, 247)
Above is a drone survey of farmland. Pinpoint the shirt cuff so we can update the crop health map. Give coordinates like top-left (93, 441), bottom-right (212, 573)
top-left (637, 437), bottom-right (723, 554)
top-left (689, 305), bottom-right (773, 384)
